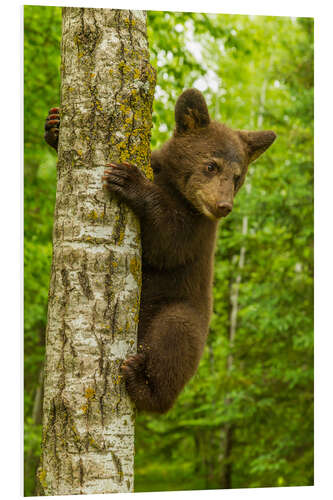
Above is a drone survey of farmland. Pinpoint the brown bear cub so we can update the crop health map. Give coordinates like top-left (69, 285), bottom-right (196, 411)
top-left (44, 89), bottom-right (276, 413)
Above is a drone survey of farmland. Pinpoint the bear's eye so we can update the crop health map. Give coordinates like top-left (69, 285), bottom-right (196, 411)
top-left (207, 161), bottom-right (217, 173)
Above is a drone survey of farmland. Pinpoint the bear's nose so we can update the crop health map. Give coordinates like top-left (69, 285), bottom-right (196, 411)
top-left (216, 202), bottom-right (233, 217)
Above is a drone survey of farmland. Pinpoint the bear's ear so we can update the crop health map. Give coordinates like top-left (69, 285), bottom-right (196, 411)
top-left (238, 130), bottom-right (276, 163)
top-left (175, 88), bottom-right (210, 134)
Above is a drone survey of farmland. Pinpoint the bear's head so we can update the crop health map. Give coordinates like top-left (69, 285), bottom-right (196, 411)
top-left (152, 89), bottom-right (276, 220)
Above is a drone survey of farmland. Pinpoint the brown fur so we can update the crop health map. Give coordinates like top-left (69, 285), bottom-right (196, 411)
top-left (44, 89), bottom-right (276, 413)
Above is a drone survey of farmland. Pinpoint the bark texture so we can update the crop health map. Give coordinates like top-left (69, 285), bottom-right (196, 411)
top-left (37, 7), bottom-right (155, 495)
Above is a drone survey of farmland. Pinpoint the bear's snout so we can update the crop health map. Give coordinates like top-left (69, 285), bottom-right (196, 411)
top-left (216, 201), bottom-right (233, 218)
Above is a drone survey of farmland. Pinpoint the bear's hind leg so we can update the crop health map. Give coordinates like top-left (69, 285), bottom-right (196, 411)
top-left (122, 303), bottom-right (206, 413)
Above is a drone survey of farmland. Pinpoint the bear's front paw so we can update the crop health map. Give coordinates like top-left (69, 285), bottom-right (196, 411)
top-left (44, 107), bottom-right (60, 150)
top-left (102, 162), bottom-right (148, 211)
top-left (121, 353), bottom-right (147, 386)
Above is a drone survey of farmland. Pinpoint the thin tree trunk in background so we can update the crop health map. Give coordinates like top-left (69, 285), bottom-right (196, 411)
top-left (221, 425), bottom-right (233, 489)
top-left (227, 214), bottom-right (248, 372)
top-left (221, 214), bottom-right (248, 489)
top-left (221, 72), bottom-right (269, 489)
top-left (37, 7), bottom-right (155, 495)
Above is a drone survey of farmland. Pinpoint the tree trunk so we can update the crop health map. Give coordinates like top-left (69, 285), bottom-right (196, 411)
top-left (221, 425), bottom-right (233, 489)
top-left (37, 7), bottom-right (155, 495)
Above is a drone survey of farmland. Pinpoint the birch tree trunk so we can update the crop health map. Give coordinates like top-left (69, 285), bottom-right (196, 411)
top-left (37, 7), bottom-right (155, 495)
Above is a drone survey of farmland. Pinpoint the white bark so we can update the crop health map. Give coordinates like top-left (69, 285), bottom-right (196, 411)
top-left (37, 7), bottom-right (155, 495)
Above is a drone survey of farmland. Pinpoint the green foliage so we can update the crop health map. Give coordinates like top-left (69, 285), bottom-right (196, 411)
top-left (24, 7), bottom-right (313, 495)
top-left (24, 6), bottom-right (60, 495)
top-left (24, 6), bottom-right (61, 175)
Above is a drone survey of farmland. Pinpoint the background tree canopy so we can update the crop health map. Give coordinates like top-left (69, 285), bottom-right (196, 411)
top-left (24, 6), bottom-right (313, 495)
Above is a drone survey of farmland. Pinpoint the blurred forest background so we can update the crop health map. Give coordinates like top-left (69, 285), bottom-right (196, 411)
top-left (24, 6), bottom-right (313, 495)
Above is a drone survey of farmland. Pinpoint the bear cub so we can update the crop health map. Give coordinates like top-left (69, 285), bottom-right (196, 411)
top-left (44, 89), bottom-right (276, 413)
